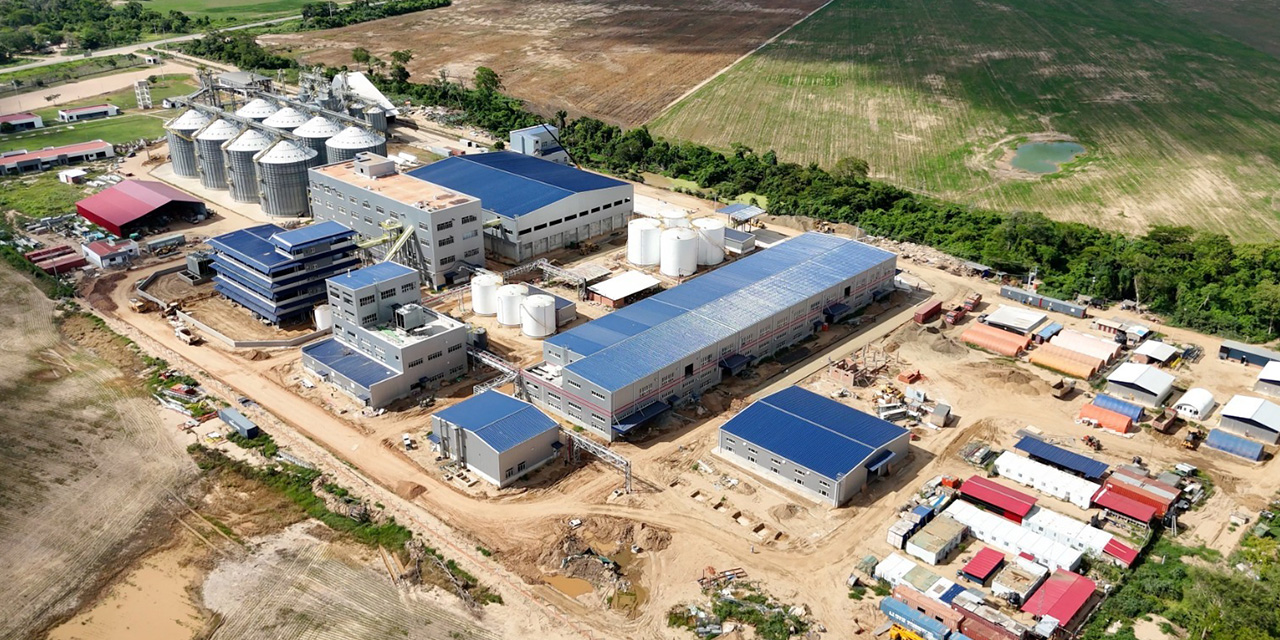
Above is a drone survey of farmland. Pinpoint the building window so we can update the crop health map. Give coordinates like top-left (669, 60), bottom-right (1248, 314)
top-left (380, 288), bottom-right (395, 299)
top-left (461, 215), bottom-right (477, 224)
top-left (794, 477), bottom-right (803, 485)
top-left (505, 468), bottom-right (514, 479)
top-left (464, 248), bottom-right (480, 258)
top-left (439, 236), bottom-right (454, 247)
top-left (361, 313), bottom-right (377, 324)
top-left (568, 401), bottom-right (583, 412)
top-left (591, 413), bottom-right (606, 424)
top-left (564, 213), bottom-right (577, 221)
top-left (519, 228), bottom-right (531, 236)
top-left (376, 206), bottom-right (384, 214)
top-left (747, 447), bottom-right (757, 454)
top-left (362, 201), bottom-right (370, 209)
top-left (771, 458), bottom-right (782, 465)
top-left (795, 469), bottom-right (806, 476)
top-left (463, 230), bottom-right (478, 240)
top-left (448, 344), bottom-right (463, 353)
top-left (819, 480), bottom-right (830, 488)
top-left (549, 219), bottom-right (562, 226)
top-left (437, 220), bottom-right (453, 231)
top-left (725, 437), bottom-right (736, 445)
top-left (439, 256), bottom-right (455, 265)
top-left (359, 295), bottom-right (375, 306)
top-left (591, 207), bottom-right (601, 213)
top-left (771, 467), bottom-right (780, 474)
top-left (567, 380), bottom-right (581, 389)
top-left (614, 200), bottom-right (623, 207)
top-left (534, 223), bottom-right (547, 231)
top-left (748, 456), bottom-right (756, 463)
top-left (517, 461), bottom-right (527, 472)
top-left (401, 283), bottom-right (415, 293)
top-left (349, 196), bottom-right (357, 204)
top-left (590, 390), bottom-right (605, 400)
top-left (408, 358), bottom-right (423, 368)
top-left (602, 203), bottom-right (612, 209)
top-left (428, 351), bottom-right (443, 360)
top-left (819, 490), bottom-right (829, 497)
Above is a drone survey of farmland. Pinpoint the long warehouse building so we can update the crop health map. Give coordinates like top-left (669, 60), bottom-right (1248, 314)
top-left (521, 233), bottom-right (897, 441)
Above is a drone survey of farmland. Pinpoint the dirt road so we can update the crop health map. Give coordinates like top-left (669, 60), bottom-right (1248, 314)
top-left (0, 62), bottom-right (192, 113)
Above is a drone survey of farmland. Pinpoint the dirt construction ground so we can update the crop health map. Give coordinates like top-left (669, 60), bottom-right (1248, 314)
top-left (261, 0), bottom-right (828, 126)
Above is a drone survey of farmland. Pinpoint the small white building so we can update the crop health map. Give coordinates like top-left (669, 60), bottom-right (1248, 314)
top-left (508, 124), bottom-right (570, 165)
top-left (57, 168), bottom-right (88, 184)
top-left (1133, 340), bottom-right (1179, 366)
top-left (1174, 388), bottom-right (1216, 421)
top-left (0, 112), bottom-right (43, 130)
top-left (82, 239), bottom-right (138, 269)
top-left (992, 555), bottom-right (1049, 603)
top-left (1254, 361), bottom-right (1280, 397)
top-left (983, 305), bottom-right (1048, 335)
top-left (1105, 362), bottom-right (1175, 407)
top-left (57, 104), bottom-right (119, 122)
top-left (905, 515), bottom-right (967, 565)
top-left (1219, 395), bottom-right (1280, 445)
top-left (992, 451), bottom-right (1099, 510)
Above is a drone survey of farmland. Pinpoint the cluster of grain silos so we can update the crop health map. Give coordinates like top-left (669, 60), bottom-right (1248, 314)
top-left (262, 106), bottom-right (309, 131)
top-left (293, 115), bottom-right (343, 166)
top-left (235, 98), bottom-right (278, 122)
top-left (627, 214), bottom-right (726, 276)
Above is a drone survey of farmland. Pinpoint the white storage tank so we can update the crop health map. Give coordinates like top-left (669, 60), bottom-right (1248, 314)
top-left (471, 274), bottom-right (501, 316)
top-left (496, 284), bottom-right (529, 326)
top-left (262, 106), bottom-right (309, 132)
top-left (627, 218), bottom-right (662, 266)
top-left (660, 228), bottom-right (698, 277)
top-left (693, 217), bottom-right (726, 265)
top-left (235, 98), bottom-right (278, 122)
top-left (521, 294), bottom-right (557, 338)
top-left (313, 304), bottom-right (333, 330)
top-left (662, 210), bottom-right (690, 228)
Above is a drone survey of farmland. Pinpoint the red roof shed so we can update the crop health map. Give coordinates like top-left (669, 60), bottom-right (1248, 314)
top-left (960, 476), bottom-right (1038, 523)
top-left (76, 180), bottom-right (205, 236)
top-left (961, 548), bottom-right (1005, 583)
top-left (1020, 569), bottom-right (1096, 628)
top-left (1092, 486), bottom-right (1157, 523)
top-left (1103, 539), bottom-right (1140, 567)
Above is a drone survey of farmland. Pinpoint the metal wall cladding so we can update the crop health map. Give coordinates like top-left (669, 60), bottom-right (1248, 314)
top-left (223, 129), bottom-right (273, 203)
top-left (167, 130), bottom-right (199, 178)
top-left (195, 120), bottom-right (241, 190)
top-left (293, 116), bottom-right (343, 166)
top-left (365, 107), bottom-right (388, 131)
top-left (254, 141), bottom-right (317, 217)
top-left (325, 126), bottom-right (387, 163)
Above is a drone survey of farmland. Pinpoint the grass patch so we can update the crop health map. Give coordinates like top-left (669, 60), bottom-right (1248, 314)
top-left (29, 74), bottom-right (196, 123)
top-left (0, 171), bottom-right (88, 219)
top-left (146, 0), bottom-right (317, 21)
top-left (227, 430), bottom-right (280, 458)
top-left (0, 55), bottom-right (145, 92)
top-left (0, 113), bottom-right (169, 152)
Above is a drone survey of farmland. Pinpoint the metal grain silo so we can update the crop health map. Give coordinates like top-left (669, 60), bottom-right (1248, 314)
top-left (262, 106), bottom-right (309, 132)
top-left (325, 126), bottom-right (386, 163)
top-left (235, 97), bottom-right (279, 122)
top-left (222, 129), bottom-right (272, 203)
top-left (293, 115), bottom-right (342, 166)
top-left (165, 109), bottom-right (210, 178)
top-left (254, 139), bottom-right (318, 217)
top-left (364, 106), bottom-right (387, 132)
top-left (195, 119), bottom-right (241, 190)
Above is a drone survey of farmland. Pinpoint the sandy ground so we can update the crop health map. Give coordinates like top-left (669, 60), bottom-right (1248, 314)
top-left (0, 63), bottom-right (191, 114)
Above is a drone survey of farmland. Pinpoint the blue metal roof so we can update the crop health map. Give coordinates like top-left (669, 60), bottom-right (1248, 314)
top-left (613, 400), bottom-right (669, 435)
top-left (270, 220), bottom-right (354, 251)
top-left (717, 203), bottom-right (765, 221)
top-left (1037, 322), bottom-right (1064, 340)
top-left (208, 224), bottom-right (291, 272)
top-left (1204, 429), bottom-right (1265, 461)
top-left (721, 386), bottom-right (907, 480)
top-left (407, 152), bottom-right (626, 219)
top-left (879, 597), bottom-right (948, 640)
top-left (1013, 436), bottom-right (1108, 480)
top-left (302, 338), bottom-right (398, 388)
top-left (559, 234), bottom-right (893, 391)
top-left (1093, 394), bottom-right (1144, 422)
top-left (433, 390), bottom-right (559, 452)
top-left (938, 583), bottom-right (968, 604)
top-left (328, 261), bottom-right (416, 290)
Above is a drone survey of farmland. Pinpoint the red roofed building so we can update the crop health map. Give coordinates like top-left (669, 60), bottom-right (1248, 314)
top-left (960, 476), bottom-right (1038, 523)
top-left (1101, 467), bottom-right (1179, 517)
top-left (1092, 485), bottom-right (1157, 525)
top-left (57, 103), bottom-right (119, 122)
top-left (0, 112), bottom-right (43, 130)
top-left (0, 139), bottom-right (113, 175)
top-left (76, 180), bottom-right (207, 237)
top-left (83, 239), bottom-right (138, 268)
top-left (961, 548), bottom-right (1005, 585)
top-left (1020, 569), bottom-right (1096, 633)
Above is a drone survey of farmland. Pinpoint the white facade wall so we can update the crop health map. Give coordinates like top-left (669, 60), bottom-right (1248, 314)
top-left (486, 185), bottom-right (632, 262)
top-left (993, 451), bottom-right (1100, 510)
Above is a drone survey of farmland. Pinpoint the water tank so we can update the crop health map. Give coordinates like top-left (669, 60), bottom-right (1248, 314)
top-left (627, 218), bottom-right (662, 266)
top-left (693, 217), bottom-right (726, 265)
top-left (365, 106), bottom-right (388, 132)
top-left (496, 284), bottom-right (529, 326)
top-left (471, 274), bottom-right (501, 316)
top-left (235, 98), bottom-right (278, 122)
top-left (262, 106), bottom-right (309, 131)
top-left (293, 116), bottom-right (343, 166)
top-left (165, 109), bottom-right (210, 178)
top-left (313, 304), bottom-right (333, 330)
top-left (662, 210), bottom-right (690, 228)
top-left (521, 294), bottom-right (557, 338)
top-left (660, 228), bottom-right (698, 277)
top-left (254, 140), bottom-right (318, 217)
top-left (325, 126), bottom-right (387, 163)
top-left (222, 129), bottom-right (272, 203)
top-left (195, 119), bottom-right (240, 190)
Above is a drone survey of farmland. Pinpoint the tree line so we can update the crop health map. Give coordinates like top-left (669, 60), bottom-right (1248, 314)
top-left (299, 0), bottom-right (450, 30)
top-left (0, 0), bottom-right (207, 60)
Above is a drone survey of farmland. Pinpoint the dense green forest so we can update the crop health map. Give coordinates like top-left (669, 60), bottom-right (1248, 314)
top-left (0, 0), bottom-right (207, 59)
top-left (299, 0), bottom-right (450, 30)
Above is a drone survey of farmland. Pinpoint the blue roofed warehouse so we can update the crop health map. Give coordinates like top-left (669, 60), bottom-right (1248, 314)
top-left (718, 386), bottom-right (910, 506)
top-left (431, 391), bottom-right (563, 487)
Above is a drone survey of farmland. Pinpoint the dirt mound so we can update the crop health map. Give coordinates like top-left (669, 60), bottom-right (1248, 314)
top-left (634, 523), bottom-right (671, 553)
top-left (82, 272), bottom-right (125, 313)
top-left (393, 481), bottom-right (425, 500)
top-left (243, 349), bottom-right (270, 361)
top-left (57, 313), bottom-right (146, 374)
top-left (768, 504), bottom-right (808, 521)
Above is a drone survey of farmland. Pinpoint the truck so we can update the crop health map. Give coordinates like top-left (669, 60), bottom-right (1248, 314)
top-left (128, 297), bottom-right (157, 313)
top-left (1050, 377), bottom-right (1076, 399)
top-left (943, 305), bottom-right (967, 325)
top-left (1183, 428), bottom-right (1205, 450)
top-left (175, 326), bottom-right (201, 345)
top-left (914, 299), bottom-right (943, 324)
top-left (963, 292), bottom-right (983, 311)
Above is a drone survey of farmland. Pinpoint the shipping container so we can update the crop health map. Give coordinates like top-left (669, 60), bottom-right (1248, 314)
top-left (915, 299), bottom-right (943, 324)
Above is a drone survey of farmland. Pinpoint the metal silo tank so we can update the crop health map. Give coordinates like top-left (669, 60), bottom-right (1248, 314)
top-left (234, 97), bottom-right (279, 122)
top-left (693, 217), bottom-right (726, 265)
top-left (254, 139), bottom-right (318, 217)
top-left (627, 218), bottom-right (662, 266)
top-left (325, 126), bottom-right (387, 163)
top-left (261, 106), bottom-right (309, 132)
top-left (364, 106), bottom-right (388, 132)
top-left (470, 274), bottom-right (502, 316)
top-left (165, 109), bottom-right (211, 178)
top-left (194, 119), bottom-right (241, 190)
top-left (222, 129), bottom-right (273, 203)
top-left (293, 115), bottom-right (342, 166)
top-left (496, 284), bottom-right (529, 326)
top-left (659, 227), bottom-right (698, 277)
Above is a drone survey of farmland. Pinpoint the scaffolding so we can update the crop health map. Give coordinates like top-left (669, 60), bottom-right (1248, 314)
top-left (134, 79), bottom-right (152, 110)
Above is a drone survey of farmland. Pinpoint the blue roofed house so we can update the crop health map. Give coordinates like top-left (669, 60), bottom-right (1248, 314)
top-left (431, 390), bottom-right (563, 487)
top-left (207, 221), bottom-right (358, 324)
top-left (408, 151), bottom-right (633, 262)
top-left (301, 262), bottom-right (468, 408)
top-left (717, 386), bottom-right (911, 506)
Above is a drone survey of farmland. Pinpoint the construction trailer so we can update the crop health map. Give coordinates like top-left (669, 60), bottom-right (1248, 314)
top-left (992, 451), bottom-right (1099, 510)
top-left (999, 285), bottom-right (1087, 318)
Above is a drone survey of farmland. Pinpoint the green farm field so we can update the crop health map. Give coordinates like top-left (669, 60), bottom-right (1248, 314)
top-left (649, 0), bottom-right (1280, 239)
top-left (142, 0), bottom-right (313, 21)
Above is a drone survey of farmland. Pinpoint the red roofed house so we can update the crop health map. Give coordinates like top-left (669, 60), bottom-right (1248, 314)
top-left (959, 476), bottom-right (1038, 523)
top-left (0, 112), bottom-right (43, 131)
top-left (77, 180), bottom-right (207, 237)
top-left (1092, 485), bottom-right (1157, 526)
top-left (83, 239), bottom-right (139, 269)
top-left (0, 140), bottom-right (113, 175)
top-left (1101, 467), bottom-right (1179, 518)
top-left (960, 548), bottom-right (1005, 585)
top-left (1021, 569), bottom-right (1096, 634)
top-left (57, 103), bottom-right (119, 123)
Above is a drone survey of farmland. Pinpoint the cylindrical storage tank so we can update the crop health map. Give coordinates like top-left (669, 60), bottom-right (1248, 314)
top-left (693, 217), bottom-right (726, 265)
top-left (627, 218), bottom-right (662, 266)
top-left (223, 129), bottom-right (272, 203)
top-left (470, 274), bottom-right (501, 316)
top-left (660, 228), bottom-right (698, 277)
top-left (468, 326), bottom-right (489, 351)
top-left (235, 98), bottom-right (278, 122)
top-left (262, 106), bottom-right (309, 132)
top-left (165, 109), bottom-right (210, 178)
top-left (195, 119), bottom-right (240, 190)
top-left (313, 304), bottom-right (333, 330)
top-left (496, 284), bottom-right (529, 326)
top-left (254, 140), bottom-right (318, 217)
top-left (521, 294), bottom-right (557, 338)
top-left (325, 126), bottom-right (387, 163)
top-left (293, 116), bottom-right (343, 166)
top-left (662, 210), bottom-right (690, 228)
top-left (365, 106), bottom-right (388, 132)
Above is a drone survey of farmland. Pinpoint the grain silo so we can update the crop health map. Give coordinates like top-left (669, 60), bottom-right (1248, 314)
top-left (194, 119), bottom-right (241, 190)
top-left (165, 109), bottom-right (211, 178)
top-left (293, 116), bottom-right (342, 166)
top-left (254, 139), bottom-right (317, 217)
top-left (234, 98), bottom-right (278, 122)
top-left (222, 129), bottom-right (272, 203)
top-left (325, 126), bottom-right (387, 163)
top-left (364, 106), bottom-right (388, 132)
top-left (262, 106), bottom-right (309, 132)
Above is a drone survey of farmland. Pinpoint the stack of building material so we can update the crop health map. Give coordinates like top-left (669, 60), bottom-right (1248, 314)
top-left (992, 451), bottom-right (1100, 509)
top-left (960, 323), bottom-right (1032, 356)
top-left (1078, 403), bottom-right (1133, 433)
top-left (1051, 329), bottom-right (1122, 364)
top-left (1029, 343), bottom-right (1101, 379)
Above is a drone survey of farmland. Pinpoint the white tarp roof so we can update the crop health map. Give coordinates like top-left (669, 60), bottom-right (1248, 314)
top-left (944, 501), bottom-right (1082, 571)
top-left (1260, 361), bottom-right (1280, 384)
top-left (1051, 329), bottom-right (1122, 363)
top-left (1135, 340), bottom-right (1179, 362)
top-left (588, 270), bottom-right (661, 301)
top-left (1107, 362), bottom-right (1175, 396)
top-left (984, 305), bottom-right (1048, 333)
top-left (1221, 394), bottom-right (1280, 431)
top-left (993, 451), bottom-right (1099, 510)
top-left (332, 71), bottom-right (399, 116)
top-left (1175, 388), bottom-right (1216, 417)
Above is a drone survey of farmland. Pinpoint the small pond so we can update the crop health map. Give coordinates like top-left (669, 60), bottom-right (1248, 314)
top-left (1010, 141), bottom-right (1085, 174)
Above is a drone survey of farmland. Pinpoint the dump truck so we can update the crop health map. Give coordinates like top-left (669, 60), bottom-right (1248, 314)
top-left (128, 297), bottom-right (157, 313)
top-left (963, 292), bottom-right (983, 311)
top-left (174, 326), bottom-right (200, 345)
top-left (914, 299), bottom-right (943, 324)
top-left (944, 305), bottom-right (967, 325)
top-left (1183, 428), bottom-right (1205, 450)
top-left (1050, 377), bottom-right (1076, 399)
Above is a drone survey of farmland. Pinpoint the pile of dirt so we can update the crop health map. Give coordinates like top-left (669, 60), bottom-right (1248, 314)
top-left (394, 481), bottom-right (426, 500)
top-left (81, 272), bottom-right (125, 313)
top-left (537, 517), bottom-right (672, 587)
top-left (243, 350), bottom-right (270, 361)
top-left (768, 504), bottom-right (808, 521)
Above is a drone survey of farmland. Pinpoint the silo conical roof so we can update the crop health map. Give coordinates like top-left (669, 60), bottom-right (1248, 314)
top-left (255, 139), bottom-right (318, 164)
top-left (325, 126), bottom-right (385, 149)
top-left (262, 106), bottom-right (310, 129)
top-left (167, 109), bottom-right (211, 133)
top-left (235, 98), bottom-right (279, 120)
top-left (223, 128), bottom-right (273, 152)
top-left (195, 119), bottom-right (241, 141)
top-left (293, 116), bottom-right (342, 138)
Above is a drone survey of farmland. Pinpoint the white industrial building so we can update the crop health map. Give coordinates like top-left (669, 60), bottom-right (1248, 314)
top-left (1255, 362), bottom-right (1280, 397)
top-left (983, 305), bottom-right (1048, 335)
top-left (309, 152), bottom-right (485, 288)
top-left (508, 124), bottom-right (570, 165)
top-left (430, 391), bottom-right (561, 487)
top-left (1218, 394), bottom-right (1280, 445)
top-left (57, 104), bottom-right (118, 122)
top-left (1133, 339), bottom-right (1179, 366)
top-left (1105, 362), bottom-right (1175, 407)
top-left (943, 500), bottom-right (1082, 571)
top-left (1050, 329), bottom-right (1122, 363)
top-left (408, 151), bottom-right (633, 262)
top-left (992, 451), bottom-right (1100, 510)
top-left (1174, 388), bottom-right (1216, 421)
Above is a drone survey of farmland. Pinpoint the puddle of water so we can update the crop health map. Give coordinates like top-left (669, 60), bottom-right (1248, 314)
top-left (1011, 141), bottom-right (1085, 174)
top-left (545, 575), bottom-right (594, 598)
